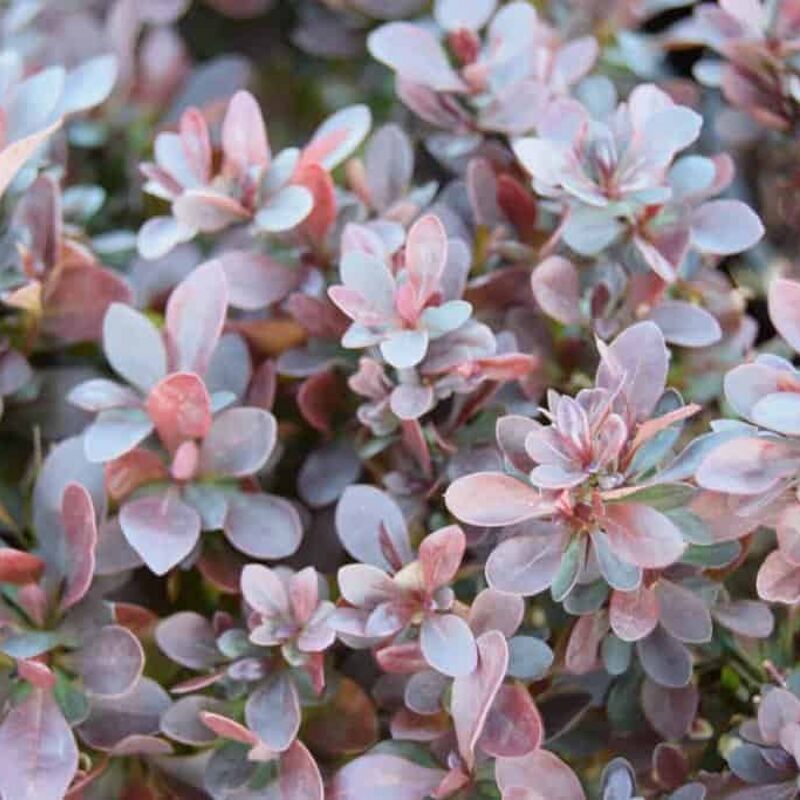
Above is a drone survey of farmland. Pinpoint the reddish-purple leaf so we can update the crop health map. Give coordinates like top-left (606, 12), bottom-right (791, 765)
top-left (0, 548), bottom-right (44, 585)
top-left (642, 680), bottom-right (698, 740)
top-left (59, 482), bottom-right (98, 610)
top-left (480, 683), bottom-right (544, 758)
top-left (145, 372), bottom-right (212, 452)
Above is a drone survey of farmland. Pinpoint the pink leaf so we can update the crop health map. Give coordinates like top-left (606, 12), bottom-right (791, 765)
top-left (405, 214), bottom-right (447, 308)
top-left (0, 548), bottom-right (44, 585)
top-left (221, 90), bottom-right (270, 175)
top-left (146, 372), bottom-right (212, 452)
top-left (602, 503), bottom-right (685, 569)
top-left (609, 584), bottom-right (659, 642)
top-left (452, 629), bottom-right (508, 769)
top-left (165, 260), bottom-right (228, 375)
top-left (468, 588), bottom-right (525, 638)
top-left (531, 256), bottom-right (583, 325)
top-left (58, 483), bottom-right (97, 612)
top-left (445, 473), bottom-right (548, 527)
top-left (757, 551), bottom-right (800, 604)
top-left (769, 277), bottom-right (800, 354)
top-left (0, 119), bottom-right (62, 200)
top-left (418, 525), bottom-right (465, 592)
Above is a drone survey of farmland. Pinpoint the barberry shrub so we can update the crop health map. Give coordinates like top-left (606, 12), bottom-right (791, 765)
top-left (0, 2), bottom-right (798, 799)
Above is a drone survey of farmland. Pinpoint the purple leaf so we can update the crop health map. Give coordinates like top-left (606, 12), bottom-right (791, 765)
top-left (77, 677), bottom-right (170, 750)
top-left (0, 688), bottom-right (78, 800)
top-left (335, 485), bottom-right (413, 571)
top-left (636, 627), bottom-right (693, 688)
top-left (245, 672), bottom-right (300, 752)
top-left (329, 753), bottom-right (444, 800)
top-left (420, 613), bottom-right (478, 677)
top-left (641, 680), bottom-right (698, 740)
top-left (485, 530), bottom-right (564, 596)
top-left (647, 300), bottom-right (722, 348)
top-left (199, 407), bottom-right (277, 478)
top-left (223, 492), bottom-right (303, 559)
top-left (160, 695), bottom-right (222, 745)
top-left (531, 256), bottom-right (583, 326)
top-left (368, 23), bottom-right (465, 92)
top-left (468, 588), bottom-right (525, 638)
top-left (119, 490), bottom-right (201, 575)
top-left (216, 250), bottom-right (300, 310)
top-left (596, 321), bottom-right (669, 423)
top-left (79, 625), bottom-right (144, 697)
top-left (757, 551), bottom-right (800, 604)
top-left (155, 611), bottom-right (222, 669)
top-left (241, 562), bottom-right (290, 617)
top-left (691, 199), bottom-right (764, 255)
top-left (654, 579), bottom-right (713, 644)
